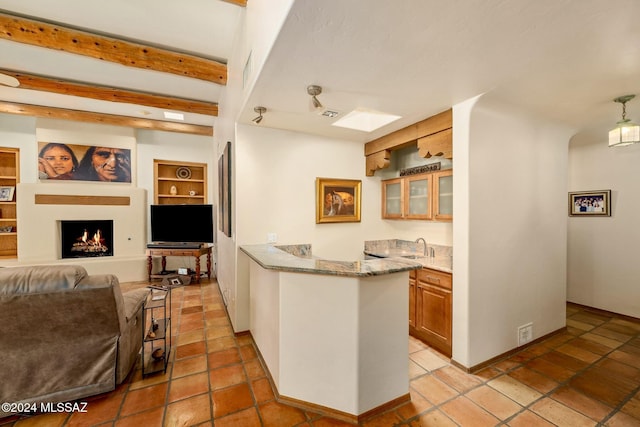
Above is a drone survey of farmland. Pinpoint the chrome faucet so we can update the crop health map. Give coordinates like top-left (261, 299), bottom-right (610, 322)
top-left (415, 237), bottom-right (427, 256)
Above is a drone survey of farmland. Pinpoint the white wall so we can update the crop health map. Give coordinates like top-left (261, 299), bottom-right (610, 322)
top-left (136, 129), bottom-right (215, 208)
top-left (0, 114), bottom-right (38, 182)
top-left (453, 95), bottom-right (573, 368)
top-left (214, 0), bottom-right (295, 326)
top-left (451, 96), bottom-right (478, 366)
top-left (236, 124), bottom-right (385, 260)
top-left (213, 5), bottom-right (245, 328)
top-left (567, 134), bottom-right (640, 317)
top-left (242, 0), bottom-right (294, 98)
top-left (235, 125), bottom-right (453, 258)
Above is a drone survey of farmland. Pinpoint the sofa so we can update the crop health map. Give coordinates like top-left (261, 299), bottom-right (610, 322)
top-left (0, 265), bottom-right (149, 412)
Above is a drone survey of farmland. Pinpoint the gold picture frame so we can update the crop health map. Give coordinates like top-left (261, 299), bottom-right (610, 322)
top-left (316, 178), bottom-right (361, 223)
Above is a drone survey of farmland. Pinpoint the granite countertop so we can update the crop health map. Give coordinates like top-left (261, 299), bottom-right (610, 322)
top-left (364, 239), bottom-right (453, 274)
top-left (408, 256), bottom-right (452, 273)
top-left (240, 244), bottom-right (421, 277)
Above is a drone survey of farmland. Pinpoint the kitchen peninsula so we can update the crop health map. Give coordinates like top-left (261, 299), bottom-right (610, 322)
top-left (239, 243), bottom-right (421, 422)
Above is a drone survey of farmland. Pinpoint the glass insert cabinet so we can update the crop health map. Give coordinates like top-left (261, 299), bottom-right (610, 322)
top-left (381, 169), bottom-right (452, 221)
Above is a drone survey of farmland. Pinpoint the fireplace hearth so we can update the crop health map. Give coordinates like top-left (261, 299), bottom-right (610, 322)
top-left (61, 220), bottom-right (114, 258)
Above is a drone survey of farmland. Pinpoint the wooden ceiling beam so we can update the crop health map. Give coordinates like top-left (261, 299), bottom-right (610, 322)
top-left (0, 13), bottom-right (227, 85)
top-left (0, 69), bottom-right (218, 116)
top-left (0, 101), bottom-right (213, 136)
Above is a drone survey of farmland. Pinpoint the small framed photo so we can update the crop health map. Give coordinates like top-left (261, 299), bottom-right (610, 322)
top-left (316, 178), bottom-right (361, 223)
top-left (568, 190), bottom-right (611, 216)
top-left (0, 186), bottom-right (15, 202)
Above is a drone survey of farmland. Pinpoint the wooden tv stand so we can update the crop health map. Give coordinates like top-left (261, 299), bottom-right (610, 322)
top-left (146, 244), bottom-right (213, 284)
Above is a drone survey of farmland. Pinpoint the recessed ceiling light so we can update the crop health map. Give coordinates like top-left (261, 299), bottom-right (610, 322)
top-left (331, 108), bottom-right (401, 132)
top-left (163, 111), bottom-right (184, 121)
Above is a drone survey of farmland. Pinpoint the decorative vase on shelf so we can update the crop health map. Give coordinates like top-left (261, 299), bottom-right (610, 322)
top-left (169, 185), bottom-right (178, 195)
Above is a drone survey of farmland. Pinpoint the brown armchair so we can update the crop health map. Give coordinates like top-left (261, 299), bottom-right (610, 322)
top-left (0, 265), bottom-right (149, 414)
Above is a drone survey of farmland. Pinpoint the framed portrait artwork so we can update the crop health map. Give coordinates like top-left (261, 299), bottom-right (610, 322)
top-left (568, 190), bottom-right (611, 216)
top-left (316, 178), bottom-right (362, 223)
top-left (37, 142), bottom-right (132, 183)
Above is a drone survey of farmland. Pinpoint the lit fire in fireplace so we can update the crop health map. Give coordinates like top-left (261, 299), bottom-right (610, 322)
top-left (71, 228), bottom-right (109, 254)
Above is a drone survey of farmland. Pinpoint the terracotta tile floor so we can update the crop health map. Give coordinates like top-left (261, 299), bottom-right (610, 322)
top-left (2, 278), bottom-right (640, 426)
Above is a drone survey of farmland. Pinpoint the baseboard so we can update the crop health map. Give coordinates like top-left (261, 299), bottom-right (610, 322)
top-left (567, 301), bottom-right (640, 323)
top-left (276, 392), bottom-right (411, 425)
top-left (451, 326), bottom-right (567, 374)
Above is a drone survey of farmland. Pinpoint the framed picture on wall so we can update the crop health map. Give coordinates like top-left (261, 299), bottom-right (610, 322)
top-left (316, 178), bottom-right (361, 223)
top-left (37, 142), bottom-right (132, 183)
top-left (218, 141), bottom-right (232, 237)
top-left (568, 190), bottom-right (611, 216)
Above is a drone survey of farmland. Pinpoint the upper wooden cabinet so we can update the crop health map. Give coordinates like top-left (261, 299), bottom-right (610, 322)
top-left (0, 147), bottom-right (19, 258)
top-left (365, 109), bottom-right (452, 176)
top-left (154, 159), bottom-right (207, 205)
top-left (382, 169), bottom-right (452, 221)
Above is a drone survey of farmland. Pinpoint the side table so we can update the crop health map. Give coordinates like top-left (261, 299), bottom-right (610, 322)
top-left (146, 244), bottom-right (213, 283)
top-left (142, 285), bottom-right (172, 376)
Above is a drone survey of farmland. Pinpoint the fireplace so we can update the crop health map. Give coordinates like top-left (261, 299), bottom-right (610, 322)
top-left (61, 220), bottom-right (114, 258)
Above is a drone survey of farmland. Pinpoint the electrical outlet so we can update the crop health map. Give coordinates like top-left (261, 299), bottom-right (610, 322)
top-left (267, 232), bottom-right (277, 243)
top-left (518, 323), bottom-right (533, 346)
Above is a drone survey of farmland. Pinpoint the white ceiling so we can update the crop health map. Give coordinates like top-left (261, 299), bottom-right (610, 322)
top-left (1, 0), bottom-right (640, 143)
top-left (243, 0), bottom-right (640, 142)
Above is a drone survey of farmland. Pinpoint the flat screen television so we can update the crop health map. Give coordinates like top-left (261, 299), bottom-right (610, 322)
top-left (150, 204), bottom-right (214, 245)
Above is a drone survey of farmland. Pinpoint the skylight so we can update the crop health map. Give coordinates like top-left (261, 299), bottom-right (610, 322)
top-left (331, 108), bottom-right (401, 132)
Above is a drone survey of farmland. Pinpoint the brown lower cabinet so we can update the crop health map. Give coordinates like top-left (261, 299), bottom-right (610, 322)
top-left (409, 268), bottom-right (452, 357)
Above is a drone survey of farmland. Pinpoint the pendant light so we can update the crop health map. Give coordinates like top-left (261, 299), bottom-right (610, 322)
top-left (609, 95), bottom-right (640, 147)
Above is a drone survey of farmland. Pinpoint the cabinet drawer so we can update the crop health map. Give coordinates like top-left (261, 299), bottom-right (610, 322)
top-left (416, 268), bottom-right (451, 290)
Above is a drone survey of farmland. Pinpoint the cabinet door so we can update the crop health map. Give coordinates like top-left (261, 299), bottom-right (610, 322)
top-left (433, 169), bottom-right (453, 221)
top-left (415, 282), bottom-right (452, 356)
top-left (409, 270), bottom-right (416, 329)
top-left (382, 178), bottom-right (403, 218)
top-left (404, 175), bottom-right (431, 219)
